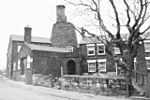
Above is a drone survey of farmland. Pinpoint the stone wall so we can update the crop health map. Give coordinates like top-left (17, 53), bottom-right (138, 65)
top-left (31, 74), bottom-right (126, 96)
top-left (61, 75), bottom-right (126, 96)
top-left (51, 22), bottom-right (78, 48)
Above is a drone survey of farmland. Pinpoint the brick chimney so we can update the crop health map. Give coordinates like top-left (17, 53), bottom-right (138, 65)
top-left (56, 5), bottom-right (67, 22)
top-left (24, 26), bottom-right (32, 43)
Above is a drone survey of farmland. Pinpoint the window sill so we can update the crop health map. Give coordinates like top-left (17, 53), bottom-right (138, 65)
top-left (87, 54), bottom-right (95, 56)
top-left (97, 53), bottom-right (105, 55)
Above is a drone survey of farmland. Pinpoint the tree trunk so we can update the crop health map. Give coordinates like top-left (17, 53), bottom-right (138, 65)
top-left (122, 49), bottom-right (134, 97)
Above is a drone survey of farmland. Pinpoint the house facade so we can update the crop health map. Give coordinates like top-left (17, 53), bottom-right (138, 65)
top-left (79, 34), bottom-right (150, 76)
top-left (79, 37), bottom-right (116, 76)
top-left (6, 34), bottom-right (51, 79)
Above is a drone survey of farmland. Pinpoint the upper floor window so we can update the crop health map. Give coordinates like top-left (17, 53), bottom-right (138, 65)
top-left (146, 57), bottom-right (150, 70)
top-left (66, 46), bottom-right (74, 52)
top-left (97, 59), bottom-right (106, 72)
top-left (144, 40), bottom-right (150, 52)
top-left (97, 44), bottom-right (105, 55)
top-left (114, 47), bottom-right (120, 54)
top-left (87, 60), bottom-right (96, 72)
top-left (87, 44), bottom-right (95, 56)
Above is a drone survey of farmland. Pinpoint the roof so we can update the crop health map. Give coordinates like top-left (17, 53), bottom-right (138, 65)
top-left (79, 33), bottom-right (150, 44)
top-left (79, 36), bottom-right (100, 44)
top-left (26, 43), bottom-right (71, 53)
top-left (10, 34), bottom-right (51, 44)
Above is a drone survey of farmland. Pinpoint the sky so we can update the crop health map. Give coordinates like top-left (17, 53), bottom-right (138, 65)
top-left (0, 0), bottom-right (149, 70)
top-left (0, 0), bottom-right (81, 70)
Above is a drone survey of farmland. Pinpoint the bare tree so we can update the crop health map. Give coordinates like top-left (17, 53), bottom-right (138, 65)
top-left (65, 0), bottom-right (150, 96)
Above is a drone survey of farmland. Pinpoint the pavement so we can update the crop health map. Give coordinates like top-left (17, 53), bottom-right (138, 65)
top-left (3, 77), bottom-right (133, 100)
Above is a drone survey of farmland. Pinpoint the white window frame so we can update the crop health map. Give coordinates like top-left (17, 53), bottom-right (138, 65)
top-left (114, 47), bottom-right (120, 54)
top-left (18, 45), bottom-right (22, 53)
top-left (87, 44), bottom-right (95, 56)
top-left (66, 46), bottom-right (74, 52)
top-left (13, 62), bottom-right (16, 71)
top-left (134, 58), bottom-right (136, 70)
top-left (97, 44), bottom-right (105, 55)
top-left (87, 60), bottom-right (96, 72)
top-left (97, 59), bottom-right (107, 72)
top-left (27, 55), bottom-right (33, 69)
top-left (18, 59), bottom-right (20, 70)
top-left (146, 57), bottom-right (150, 70)
top-left (144, 40), bottom-right (150, 52)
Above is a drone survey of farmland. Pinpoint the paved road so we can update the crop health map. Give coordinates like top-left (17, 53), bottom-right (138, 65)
top-left (0, 76), bottom-right (69, 100)
top-left (0, 76), bottom-right (132, 100)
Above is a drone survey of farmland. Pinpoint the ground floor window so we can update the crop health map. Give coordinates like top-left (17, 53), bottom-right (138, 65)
top-left (87, 60), bottom-right (96, 72)
top-left (18, 59), bottom-right (20, 70)
top-left (146, 57), bottom-right (150, 70)
top-left (20, 58), bottom-right (26, 75)
top-left (97, 59), bottom-right (106, 72)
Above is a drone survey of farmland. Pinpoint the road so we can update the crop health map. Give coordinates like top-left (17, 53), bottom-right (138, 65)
top-left (0, 76), bottom-right (70, 100)
top-left (0, 75), bottom-right (132, 100)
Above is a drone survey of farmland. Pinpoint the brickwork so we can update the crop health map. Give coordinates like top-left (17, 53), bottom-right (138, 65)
top-left (51, 22), bottom-right (78, 48)
top-left (79, 43), bottom-right (116, 74)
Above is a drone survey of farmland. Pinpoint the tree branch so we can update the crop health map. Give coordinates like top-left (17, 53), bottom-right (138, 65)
top-left (123, 0), bottom-right (131, 32)
top-left (109, 0), bottom-right (121, 39)
top-left (132, 0), bottom-right (144, 29)
top-left (92, 0), bottom-right (115, 39)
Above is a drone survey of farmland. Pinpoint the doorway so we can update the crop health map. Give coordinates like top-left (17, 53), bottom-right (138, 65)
top-left (67, 60), bottom-right (76, 75)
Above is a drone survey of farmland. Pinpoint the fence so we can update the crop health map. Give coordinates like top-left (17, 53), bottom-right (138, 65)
top-left (62, 75), bottom-right (126, 96)
top-left (132, 70), bottom-right (150, 98)
top-left (132, 70), bottom-right (148, 87)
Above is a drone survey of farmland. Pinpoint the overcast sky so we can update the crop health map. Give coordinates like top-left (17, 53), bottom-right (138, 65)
top-left (1, 0), bottom-right (149, 70)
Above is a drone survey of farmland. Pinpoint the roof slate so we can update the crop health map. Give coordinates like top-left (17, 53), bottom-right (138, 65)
top-left (26, 43), bottom-right (71, 53)
top-left (79, 33), bottom-right (150, 44)
top-left (10, 34), bottom-right (51, 43)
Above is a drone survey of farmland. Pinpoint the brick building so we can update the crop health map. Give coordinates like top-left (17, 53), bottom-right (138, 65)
top-left (7, 5), bottom-right (150, 84)
top-left (7, 34), bottom-right (51, 79)
top-left (79, 36), bottom-right (116, 76)
top-left (79, 34), bottom-right (150, 76)
top-left (7, 5), bottom-right (80, 84)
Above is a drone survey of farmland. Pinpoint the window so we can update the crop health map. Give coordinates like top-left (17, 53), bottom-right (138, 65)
top-left (114, 47), bottom-right (120, 54)
top-left (18, 59), bottom-right (20, 70)
top-left (144, 40), bottom-right (150, 52)
top-left (87, 44), bottom-right (95, 56)
top-left (18, 45), bottom-right (22, 53)
top-left (66, 46), bottom-right (74, 52)
top-left (146, 57), bottom-right (150, 70)
top-left (87, 60), bottom-right (96, 72)
top-left (97, 59), bottom-right (106, 72)
top-left (97, 44), bottom-right (105, 55)
top-left (27, 55), bottom-right (33, 69)
top-left (13, 62), bottom-right (16, 71)
top-left (134, 58), bottom-right (137, 70)
top-left (21, 58), bottom-right (26, 75)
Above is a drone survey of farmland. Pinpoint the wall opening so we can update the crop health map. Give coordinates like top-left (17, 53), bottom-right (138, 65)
top-left (67, 60), bottom-right (76, 75)
top-left (20, 58), bottom-right (26, 75)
